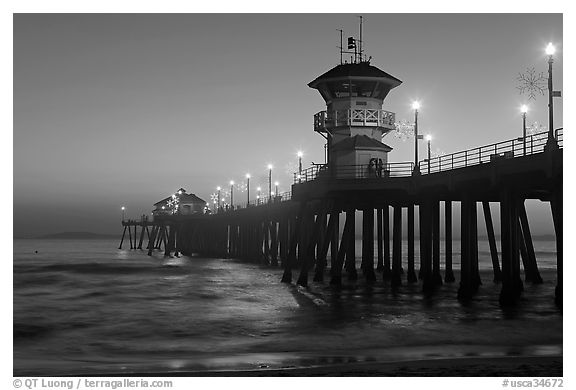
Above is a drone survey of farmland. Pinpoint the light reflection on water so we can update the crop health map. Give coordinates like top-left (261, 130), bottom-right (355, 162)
top-left (13, 239), bottom-right (561, 376)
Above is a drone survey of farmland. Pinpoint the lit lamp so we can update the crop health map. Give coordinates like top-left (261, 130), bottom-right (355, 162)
top-left (267, 164), bottom-right (273, 200)
top-left (245, 173), bottom-right (251, 206)
top-left (412, 101), bottom-right (423, 174)
top-left (274, 181), bottom-right (279, 197)
top-left (520, 105), bottom-right (528, 156)
top-left (121, 206), bottom-right (125, 222)
top-left (230, 181), bottom-right (234, 208)
top-left (545, 42), bottom-right (559, 149)
top-left (297, 151), bottom-right (303, 182)
top-left (425, 134), bottom-right (432, 174)
top-left (257, 187), bottom-right (262, 205)
top-left (216, 186), bottom-right (221, 210)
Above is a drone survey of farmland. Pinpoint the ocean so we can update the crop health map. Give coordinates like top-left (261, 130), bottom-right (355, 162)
top-left (13, 238), bottom-right (562, 376)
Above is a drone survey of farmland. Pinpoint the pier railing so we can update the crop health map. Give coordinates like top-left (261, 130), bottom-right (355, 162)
top-left (215, 191), bottom-right (292, 213)
top-left (421, 129), bottom-right (563, 174)
top-left (294, 162), bottom-right (414, 183)
top-left (314, 109), bottom-right (396, 132)
top-left (293, 129), bottom-right (563, 184)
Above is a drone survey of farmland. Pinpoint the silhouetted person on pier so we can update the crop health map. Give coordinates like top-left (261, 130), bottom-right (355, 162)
top-left (368, 158), bottom-right (376, 177)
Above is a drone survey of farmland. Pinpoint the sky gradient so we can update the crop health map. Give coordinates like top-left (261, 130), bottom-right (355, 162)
top-left (13, 13), bottom-right (562, 237)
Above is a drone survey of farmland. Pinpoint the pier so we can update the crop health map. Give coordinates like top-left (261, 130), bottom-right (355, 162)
top-left (120, 129), bottom-right (563, 306)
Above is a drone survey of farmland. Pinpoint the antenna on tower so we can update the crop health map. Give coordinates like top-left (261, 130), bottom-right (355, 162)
top-left (358, 15), bottom-right (363, 62)
top-left (337, 29), bottom-right (343, 65)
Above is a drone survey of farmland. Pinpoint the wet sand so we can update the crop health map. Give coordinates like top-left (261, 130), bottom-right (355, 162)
top-left (95, 356), bottom-right (561, 377)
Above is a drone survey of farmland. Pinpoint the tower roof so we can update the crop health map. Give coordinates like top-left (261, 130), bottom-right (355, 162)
top-left (308, 62), bottom-right (402, 89)
top-left (330, 134), bottom-right (393, 152)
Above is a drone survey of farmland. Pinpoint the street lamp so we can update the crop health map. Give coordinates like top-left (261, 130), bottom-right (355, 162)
top-left (230, 181), bottom-right (234, 208)
top-left (121, 206), bottom-right (125, 222)
top-left (545, 42), bottom-right (558, 149)
top-left (425, 134), bottom-right (432, 174)
top-left (216, 186), bottom-right (221, 211)
top-left (520, 105), bottom-right (528, 156)
top-left (274, 181), bottom-right (279, 197)
top-left (245, 174), bottom-right (251, 206)
top-left (297, 151), bottom-right (303, 182)
top-left (257, 187), bottom-right (261, 205)
top-left (412, 101), bottom-right (422, 174)
top-left (267, 164), bottom-right (273, 201)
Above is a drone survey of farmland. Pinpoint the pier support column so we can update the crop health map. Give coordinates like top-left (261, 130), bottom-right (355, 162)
top-left (550, 190), bottom-right (562, 306)
top-left (458, 198), bottom-right (475, 300)
top-left (419, 201), bottom-right (434, 292)
top-left (137, 224), bottom-right (146, 249)
top-left (391, 205), bottom-right (403, 288)
top-left (518, 201), bottom-right (543, 284)
top-left (331, 209), bottom-right (354, 287)
top-left (147, 225), bottom-right (158, 256)
top-left (279, 217), bottom-right (289, 265)
top-left (297, 209), bottom-right (324, 287)
top-left (382, 205), bottom-right (391, 280)
top-left (314, 208), bottom-right (337, 282)
top-left (377, 208), bottom-right (384, 272)
top-left (499, 191), bottom-right (523, 306)
top-left (344, 209), bottom-right (357, 281)
top-left (164, 225), bottom-right (175, 257)
top-left (281, 203), bottom-right (306, 283)
top-left (118, 225), bottom-right (127, 249)
top-left (482, 201), bottom-right (502, 282)
top-left (444, 201), bottom-right (455, 283)
top-left (470, 202), bottom-right (482, 290)
top-left (128, 225), bottom-right (133, 249)
top-left (432, 201), bottom-right (443, 286)
top-left (270, 220), bottom-right (279, 267)
top-left (407, 204), bottom-right (418, 283)
top-left (362, 208), bottom-right (376, 283)
top-left (330, 212), bottom-right (339, 271)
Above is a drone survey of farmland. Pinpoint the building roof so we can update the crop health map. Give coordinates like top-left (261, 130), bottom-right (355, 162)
top-left (308, 62), bottom-right (402, 89)
top-left (153, 192), bottom-right (206, 206)
top-left (330, 134), bottom-right (393, 152)
top-left (180, 193), bottom-right (206, 204)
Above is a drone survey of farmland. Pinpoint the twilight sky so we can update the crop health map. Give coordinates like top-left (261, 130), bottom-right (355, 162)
top-left (13, 13), bottom-right (562, 237)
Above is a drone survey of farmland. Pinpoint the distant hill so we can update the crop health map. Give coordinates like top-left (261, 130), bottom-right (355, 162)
top-left (36, 232), bottom-right (118, 240)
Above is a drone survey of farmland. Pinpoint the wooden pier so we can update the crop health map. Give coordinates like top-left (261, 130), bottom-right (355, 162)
top-left (120, 130), bottom-right (563, 306)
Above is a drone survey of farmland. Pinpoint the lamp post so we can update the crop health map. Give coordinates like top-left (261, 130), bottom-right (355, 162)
top-left (245, 174), bottom-right (251, 206)
top-left (121, 206), bottom-right (125, 222)
top-left (412, 101), bottom-right (421, 174)
top-left (216, 186), bottom-right (221, 211)
top-left (267, 164), bottom-right (273, 201)
top-left (257, 187), bottom-right (261, 205)
top-left (520, 105), bottom-right (528, 156)
top-left (230, 181), bottom-right (234, 208)
top-left (274, 181), bottom-right (279, 197)
top-left (545, 42), bottom-right (557, 149)
top-left (297, 151), bottom-right (303, 182)
top-left (425, 134), bottom-right (432, 174)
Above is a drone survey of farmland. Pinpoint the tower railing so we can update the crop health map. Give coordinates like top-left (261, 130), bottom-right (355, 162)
top-left (314, 109), bottom-right (396, 131)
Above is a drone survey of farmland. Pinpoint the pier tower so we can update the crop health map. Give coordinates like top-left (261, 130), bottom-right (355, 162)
top-left (309, 40), bottom-right (402, 178)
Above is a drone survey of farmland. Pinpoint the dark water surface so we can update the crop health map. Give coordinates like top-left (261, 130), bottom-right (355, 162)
top-left (13, 239), bottom-right (562, 376)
